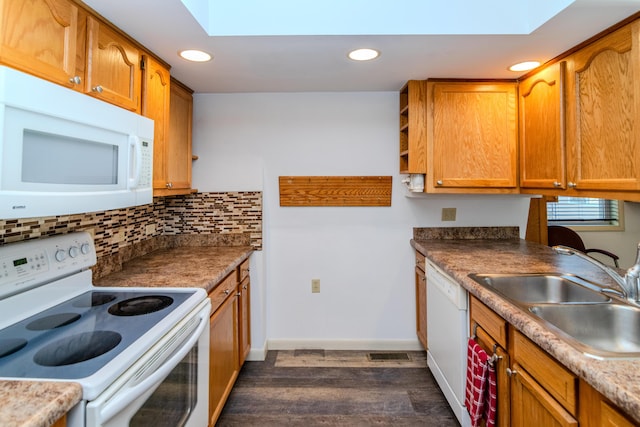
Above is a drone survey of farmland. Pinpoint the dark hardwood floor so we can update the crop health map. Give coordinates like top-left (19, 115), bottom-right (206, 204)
top-left (216, 350), bottom-right (459, 426)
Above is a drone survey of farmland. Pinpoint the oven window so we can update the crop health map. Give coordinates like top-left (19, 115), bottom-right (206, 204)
top-left (130, 346), bottom-right (198, 427)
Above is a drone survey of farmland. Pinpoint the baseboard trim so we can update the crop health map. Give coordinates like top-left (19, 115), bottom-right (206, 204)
top-left (266, 339), bottom-right (424, 351)
top-left (246, 345), bottom-right (268, 361)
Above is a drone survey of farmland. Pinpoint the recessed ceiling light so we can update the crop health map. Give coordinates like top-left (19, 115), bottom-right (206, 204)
top-left (508, 61), bottom-right (541, 72)
top-left (179, 49), bottom-right (212, 62)
top-left (348, 48), bottom-right (380, 61)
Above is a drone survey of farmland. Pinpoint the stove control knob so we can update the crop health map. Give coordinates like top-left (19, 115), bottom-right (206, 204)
top-left (80, 243), bottom-right (91, 255)
top-left (55, 249), bottom-right (66, 262)
top-left (68, 246), bottom-right (79, 258)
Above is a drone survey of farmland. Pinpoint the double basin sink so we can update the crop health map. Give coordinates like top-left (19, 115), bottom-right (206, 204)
top-left (468, 273), bottom-right (640, 359)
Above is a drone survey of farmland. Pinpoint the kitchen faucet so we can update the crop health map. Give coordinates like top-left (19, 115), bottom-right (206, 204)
top-left (553, 243), bottom-right (640, 303)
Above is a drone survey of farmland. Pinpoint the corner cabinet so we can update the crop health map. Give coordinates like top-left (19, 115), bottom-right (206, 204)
top-left (519, 61), bottom-right (567, 190)
top-left (153, 78), bottom-right (195, 196)
top-left (399, 80), bottom-right (428, 174)
top-left (428, 81), bottom-right (518, 193)
top-left (565, 19), bottom-right (640, 193)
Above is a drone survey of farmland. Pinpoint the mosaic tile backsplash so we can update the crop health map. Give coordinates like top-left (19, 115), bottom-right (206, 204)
top-left (0, 192), bottom-right (262, 278)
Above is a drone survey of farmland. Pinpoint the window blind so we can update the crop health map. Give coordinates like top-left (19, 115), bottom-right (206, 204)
top-left (547, 197), bottom-right (619, 225)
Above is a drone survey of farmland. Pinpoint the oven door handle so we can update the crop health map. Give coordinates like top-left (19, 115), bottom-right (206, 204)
top-left (91, 305), bottom-right (209, 424)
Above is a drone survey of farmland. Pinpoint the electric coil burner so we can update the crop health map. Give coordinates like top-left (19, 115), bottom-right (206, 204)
top-left (0, 232), bottom-right (211, 427)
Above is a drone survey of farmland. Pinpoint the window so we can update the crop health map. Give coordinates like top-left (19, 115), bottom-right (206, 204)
top-left (547, 197), bottom-right (623, 230)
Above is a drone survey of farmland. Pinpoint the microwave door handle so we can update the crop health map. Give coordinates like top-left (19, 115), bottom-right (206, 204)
top-left (128, 135), bottom-right (142, 188)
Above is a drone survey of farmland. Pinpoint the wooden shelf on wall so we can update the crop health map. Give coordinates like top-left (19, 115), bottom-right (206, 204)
top-left (279, 176), bottom-right (392, 207)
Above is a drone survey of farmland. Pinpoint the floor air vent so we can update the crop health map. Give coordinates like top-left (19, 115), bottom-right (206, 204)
top-left (367, 352), bottom-right (410, 361)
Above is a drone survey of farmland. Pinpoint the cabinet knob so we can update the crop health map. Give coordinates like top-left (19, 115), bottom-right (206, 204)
top-left (243, 285), bottom-right (248, 290)
top-left (92, 85), bottom-right (104, 93)
top-left (506, 368), bottom-right (518, 377)
top-left (69, 75), bottom-right (82, 85)
top-left (166, 182), bottom-right (173, 189)
top-left (568, 182), bottom-right (577, 188)
top-left (553, 181), bottom-right (562, 187)
top-left (436, 180), bottom-right (443, 185)
top-left (224, 289), bottom-right (231, 295)
top-left (236, 292), bottom-right (241, 297)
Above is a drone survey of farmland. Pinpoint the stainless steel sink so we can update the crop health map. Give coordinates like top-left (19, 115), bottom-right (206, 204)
top-left (529, 304), bottom-right (640, 358)
top-left (468, 273), bottom-right (610, 304)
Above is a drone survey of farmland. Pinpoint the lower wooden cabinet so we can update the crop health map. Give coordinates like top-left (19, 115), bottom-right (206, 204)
top-left (209, 274), bottom-right (239, 426)
top-left (208, 258), bottom-right (252, 426)
top-left (510, 363), bottom-right (577, 427)
top-left (52, 414), bottom-right (66, 427)
top-left (238, 259), bottom-right (251, 366)
top-left (469, 295), bottom-right (636, 427)
top-left (415, 264), bottom-right (427, 350)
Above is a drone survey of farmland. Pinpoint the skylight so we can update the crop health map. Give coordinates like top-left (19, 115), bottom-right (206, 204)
top-left (180, 0), bottom-right (575, 36)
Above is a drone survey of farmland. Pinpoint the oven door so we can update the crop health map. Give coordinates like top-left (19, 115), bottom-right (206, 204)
top-left (84, 300), bottom-right (210, 427)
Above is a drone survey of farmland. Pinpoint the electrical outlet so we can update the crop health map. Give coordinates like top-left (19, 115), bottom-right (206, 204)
top-left (442, 207), bottom-right (457, 221)
top-left (115, 230), bottom-right (126, 243)
top-left (311, 279), bottom-right (320, 293)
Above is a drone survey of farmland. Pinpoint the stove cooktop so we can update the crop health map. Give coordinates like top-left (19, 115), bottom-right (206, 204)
top-left (0, 288), bottom-right (196, 380)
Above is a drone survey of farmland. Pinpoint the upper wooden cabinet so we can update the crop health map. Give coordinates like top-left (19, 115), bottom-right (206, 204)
top-left (565, 20), bottom-right (640, 193)
top-left (519, 62), bottom-right (567, 190)
top-left (399, 80), bottom-right (428, 174)
top-left (85, 16), bottom-right (141, 112)
top-left (0, 0), bottom-right (82, 88)
top-left (0, 0), bottom-right (142, 112)
top-left (428, 81), bottom-right (519, 193)
top-left (152, 78), bottom-right (194, 196)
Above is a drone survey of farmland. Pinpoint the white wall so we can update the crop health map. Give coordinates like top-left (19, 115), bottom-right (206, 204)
top-left (192, 91), bottom-right (531, 356)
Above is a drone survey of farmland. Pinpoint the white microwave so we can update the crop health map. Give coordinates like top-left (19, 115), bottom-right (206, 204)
top-left (0, 66), bottom-right (153, 220)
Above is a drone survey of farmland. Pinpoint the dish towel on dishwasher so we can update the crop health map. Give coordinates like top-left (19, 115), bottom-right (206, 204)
top-left (465, 337), bottom-right (498, 427)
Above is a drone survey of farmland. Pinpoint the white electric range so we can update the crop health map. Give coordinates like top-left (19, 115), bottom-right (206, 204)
top-left (0, 231), bottom-right (210, 427)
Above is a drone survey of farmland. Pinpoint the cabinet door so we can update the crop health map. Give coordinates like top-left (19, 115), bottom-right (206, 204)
top-left (473, 325), bottom-right (510, 427)
top-left (209, 292), bottom-right (239, 425)
top-left (153, 78), bottom-right (194, 195)
top-left (85, 16), bottom-right (141, 111)
top-left (430, 82), bottom-right (518, 190)
top-left (510, 363), bottom-right (578, 427)
top-left (0, 0), bottom-right (81, 88)
top-left (519, 62), bottom-right (567, 190)
top-left (415, 266), bottom-right (427, 350)
top-left (140, 55), bottom-right (172, 193)
top-left (238, 275), bottom-right (251, 366)
top-left (565, 21), bottom-right (640, 191)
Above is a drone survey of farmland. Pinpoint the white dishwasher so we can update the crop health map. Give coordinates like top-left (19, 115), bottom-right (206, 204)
top-left (426, 262), bottom-right (471, 427)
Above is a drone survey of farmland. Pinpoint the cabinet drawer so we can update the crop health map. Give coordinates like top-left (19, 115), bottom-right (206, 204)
top-left (239, 258), bottom-right (250, 281)
top-left (415, 252), bottom-right (426, 272)
top-left (470, 295), bottom-right (507, 348)
top-left (209, 271), bottom-right (238, 313)
top-left (512, 330), bottom-right (577, 415)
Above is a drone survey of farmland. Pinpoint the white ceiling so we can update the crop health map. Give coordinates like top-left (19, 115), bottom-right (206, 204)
top-left (82, 0), bottom-right (640, 94)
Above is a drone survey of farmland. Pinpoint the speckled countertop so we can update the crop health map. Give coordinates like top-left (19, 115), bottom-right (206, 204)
top-left (94, 246), bottom-right (253, 292)
top-left (0, 381), bottom-right (81, 427)
top-left (412, 234), bottom-right (640, 423)
top-left (0, 245), bottom-right (252, 427)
